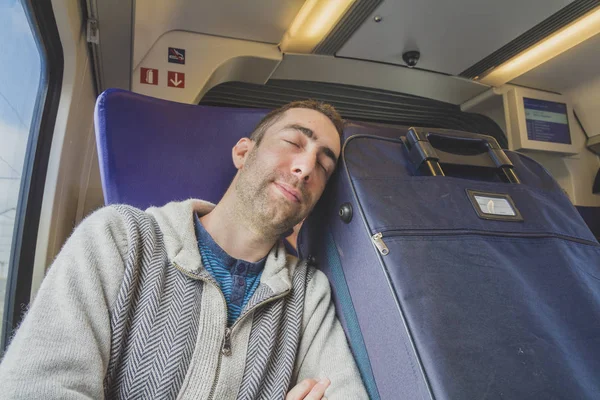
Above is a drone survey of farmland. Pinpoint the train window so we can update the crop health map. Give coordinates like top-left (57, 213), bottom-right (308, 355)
top-left (0, 1), bottom-right (42, 335)
top-left (1, 0), bottom-right (62, 350)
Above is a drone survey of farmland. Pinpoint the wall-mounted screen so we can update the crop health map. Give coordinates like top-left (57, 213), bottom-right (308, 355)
top-left (523, 97), bottom-right (571, 144)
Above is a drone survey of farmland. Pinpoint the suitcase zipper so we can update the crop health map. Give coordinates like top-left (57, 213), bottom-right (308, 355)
top-left (371, 229), bottom-right (599, 253)
top-left (371, 232), bottom-right (390, 255)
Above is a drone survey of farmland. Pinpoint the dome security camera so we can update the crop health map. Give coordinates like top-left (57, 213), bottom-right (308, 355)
top-left (402, 51), bottom-right (420, 68)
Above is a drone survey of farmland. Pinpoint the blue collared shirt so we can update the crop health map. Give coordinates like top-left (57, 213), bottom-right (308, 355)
top-left (194, 214), bottom-right (265, 326)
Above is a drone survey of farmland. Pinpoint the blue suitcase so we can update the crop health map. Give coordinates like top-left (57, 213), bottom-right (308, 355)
top-left (299, 127), bottom-right (600, 400)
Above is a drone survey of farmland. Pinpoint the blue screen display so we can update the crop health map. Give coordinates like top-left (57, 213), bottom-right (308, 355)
top-left (524, 97), bottom-right (571, 144)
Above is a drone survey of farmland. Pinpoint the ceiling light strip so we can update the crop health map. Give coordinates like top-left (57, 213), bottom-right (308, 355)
top-left (479, 5), bottom-right (600, 86)
top-left (460, 0), bottom-right (600, 79)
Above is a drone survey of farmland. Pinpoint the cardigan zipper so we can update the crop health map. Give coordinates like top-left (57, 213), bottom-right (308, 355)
top-left (173, 261), bottom-right (293, 400)
top-left (173, 262), bottom-right (228, 400)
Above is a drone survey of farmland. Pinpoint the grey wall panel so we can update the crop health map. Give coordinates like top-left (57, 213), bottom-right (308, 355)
top-left (87, 0), bottom-right (133, 91)
top-left (336, 0), bottom-right (572, 75)
top-left (271, 54), bottom-right (489, 105)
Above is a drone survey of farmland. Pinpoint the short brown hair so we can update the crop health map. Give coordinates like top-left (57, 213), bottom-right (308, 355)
top-left (249, 100), bottom-right (344, 145)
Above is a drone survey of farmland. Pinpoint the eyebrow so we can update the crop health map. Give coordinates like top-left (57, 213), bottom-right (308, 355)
top-left (285, 123), bottom-right (338, 165)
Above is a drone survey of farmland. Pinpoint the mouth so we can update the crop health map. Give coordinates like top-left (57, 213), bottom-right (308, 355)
top-left (274, 182), bottom-right (301, 203)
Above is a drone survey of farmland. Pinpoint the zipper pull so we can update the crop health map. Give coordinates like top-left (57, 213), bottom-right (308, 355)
top-left (371, 232), bottom-right (389, 255)
top-left (222, 327), bottom-right (232, 356)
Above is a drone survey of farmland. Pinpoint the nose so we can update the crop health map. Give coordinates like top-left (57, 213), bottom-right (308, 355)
top-left (291, 152), bottom-right (317, 183)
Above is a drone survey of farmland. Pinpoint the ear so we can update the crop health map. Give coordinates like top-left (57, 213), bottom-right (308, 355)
top-left (232, 137), bottom-right (255, 170)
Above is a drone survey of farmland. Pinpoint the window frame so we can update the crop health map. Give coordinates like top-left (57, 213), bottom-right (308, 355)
top-left (1, 0), bottom-right (64, 352)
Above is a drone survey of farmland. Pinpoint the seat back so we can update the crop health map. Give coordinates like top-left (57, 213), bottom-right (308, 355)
top-left (94, 88), bottom-right (269, 208)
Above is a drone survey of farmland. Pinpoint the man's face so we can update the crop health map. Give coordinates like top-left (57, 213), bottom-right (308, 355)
top-left (234, 108), bottom-right (341, 235)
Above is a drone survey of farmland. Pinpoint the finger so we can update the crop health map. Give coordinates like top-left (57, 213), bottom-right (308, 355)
top-left (305, 378), bottom-right (331, 400)
top-left (285, 378), bottom-right (318, 400)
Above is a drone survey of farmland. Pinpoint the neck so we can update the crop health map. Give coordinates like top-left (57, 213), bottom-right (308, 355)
top-left (199, 196), bottom-right (279, 263)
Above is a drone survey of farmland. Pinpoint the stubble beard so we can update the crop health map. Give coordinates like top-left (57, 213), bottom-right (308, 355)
top-left (234, 149), bottom-right (309, 238)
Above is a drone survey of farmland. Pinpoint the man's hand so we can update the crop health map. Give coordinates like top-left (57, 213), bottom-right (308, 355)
top-left (286, 378), bottom-right (331, 400)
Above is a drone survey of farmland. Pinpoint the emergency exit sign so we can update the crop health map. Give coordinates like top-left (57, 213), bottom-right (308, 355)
top-left (168, 71), bottom-right (185, 88)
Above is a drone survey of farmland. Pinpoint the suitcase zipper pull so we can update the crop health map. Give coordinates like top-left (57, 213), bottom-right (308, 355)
top-left (371, 232), bottom-right (389, 255)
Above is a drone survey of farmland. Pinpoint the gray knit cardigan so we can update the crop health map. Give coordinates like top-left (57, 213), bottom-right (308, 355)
top-left (0, 199), bottom-right (367, 399)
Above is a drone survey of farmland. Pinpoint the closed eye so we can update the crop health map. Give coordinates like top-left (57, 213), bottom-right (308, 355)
top-left (284, 140), bottom-right (300, 148)
top-left (317, 161), bottom-right (327, 174)
top-left (284, 139), bottom-right (330, 175)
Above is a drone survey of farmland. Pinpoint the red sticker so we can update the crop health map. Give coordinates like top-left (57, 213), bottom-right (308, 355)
top-left (167, 71), bottom-right (185, 88)
top-left (140, 68), bottom-right (158, 85)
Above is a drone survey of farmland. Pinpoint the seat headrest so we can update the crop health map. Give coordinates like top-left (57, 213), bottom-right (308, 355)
top-left (94, 89), bottom-right (269, 209)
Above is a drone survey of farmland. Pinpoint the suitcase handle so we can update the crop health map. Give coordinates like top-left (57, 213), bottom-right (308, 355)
top-left (402, 127), bottom-right (520, 183)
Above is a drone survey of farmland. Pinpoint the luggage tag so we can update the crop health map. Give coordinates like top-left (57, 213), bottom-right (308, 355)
top-left (466, 189), bottom-right (523, 222)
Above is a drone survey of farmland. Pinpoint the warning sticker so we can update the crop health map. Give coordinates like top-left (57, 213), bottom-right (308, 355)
top-left (168, 47), bottom-right (186, 64)
top-left (466, 190), bottom-right (523, 222)
top-left (140, 67), bottom-right (158, 85)
top-left (167, 71), bottom-right (185, 88)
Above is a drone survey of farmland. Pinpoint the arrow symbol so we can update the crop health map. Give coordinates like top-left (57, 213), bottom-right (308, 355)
top-left (170, 73), bottom-right (182, 87)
